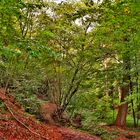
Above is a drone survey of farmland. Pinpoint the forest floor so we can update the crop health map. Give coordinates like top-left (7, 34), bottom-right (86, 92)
top-left (94, 125), bottom-right (140, 140)
top-left (0, 89), bottom-right (140, 140)
top-left (0, 89), bottom-right (100, 140)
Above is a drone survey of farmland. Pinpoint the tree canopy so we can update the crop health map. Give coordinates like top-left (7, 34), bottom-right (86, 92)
top-left (0, 0), bottom-right (140, 137)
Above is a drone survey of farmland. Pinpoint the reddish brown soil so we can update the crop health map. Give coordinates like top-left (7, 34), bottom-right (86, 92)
top-left (1, 89), bottom-right (140, 140)
top-left (98, 125), bottom-right (140, 140)
top-left (0, 89), bottom-right (100, 140)
top-left (0, 117), bottom-right (100, 140)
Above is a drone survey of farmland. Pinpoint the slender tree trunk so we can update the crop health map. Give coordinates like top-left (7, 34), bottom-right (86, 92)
top-left (58, 62), bottom-right (62, 105)
top-left (52, 60), bottom-right (59, 104)
top-left (136, 79), bottom-right (139, 126)
top-left (129, 77), bottom-right (137, 127)
top-left (135, 56), bottom-right (139, 126)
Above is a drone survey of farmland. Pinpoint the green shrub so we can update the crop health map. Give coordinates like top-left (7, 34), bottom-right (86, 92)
top-left (92, 127), bottom-right (118, 140)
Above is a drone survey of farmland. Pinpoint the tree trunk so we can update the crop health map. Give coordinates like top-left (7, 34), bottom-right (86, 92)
top-left (115, 56), bottom-right (130, 127)
top-left (115, 85), bottom-right (129, 127)
top-left (129, 77), bottom-right (137, 127)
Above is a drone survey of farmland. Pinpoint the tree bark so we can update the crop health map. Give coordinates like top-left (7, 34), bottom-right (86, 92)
top-left (129, 77), bottom-right (137, 127)
top-left (115, 85), bottom-right (129, 127)
top-left (115, 57), bottom-right (130, 127)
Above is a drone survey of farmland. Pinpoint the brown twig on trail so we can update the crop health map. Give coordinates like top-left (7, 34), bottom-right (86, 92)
top-left (0, 89), bottom-right (49, 140)
top-left (4, 102), bottom-right (49, 140)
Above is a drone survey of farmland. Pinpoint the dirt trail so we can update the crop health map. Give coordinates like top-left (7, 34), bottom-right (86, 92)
top-left (59, 127), bottom-right (100, 140)
top-left (0, 89), bottom-right (100, 140)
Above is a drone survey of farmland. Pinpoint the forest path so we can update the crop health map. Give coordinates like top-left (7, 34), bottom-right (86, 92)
top-left (0, 119), bottom-right (100, 140)
top-left (0, 89), bottom-right (100, 140)
top-left (50, 125), bottom-right (100, 140)
top-left (60, 128), bottom-right (100, 140)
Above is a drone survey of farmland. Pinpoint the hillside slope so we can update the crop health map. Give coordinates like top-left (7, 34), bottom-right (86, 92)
top-left (0, 89), bottom-right (100, 140)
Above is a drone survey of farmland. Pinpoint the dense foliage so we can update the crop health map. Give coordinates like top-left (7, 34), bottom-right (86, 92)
top-left (0, 0), bottom-right (140, 130)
